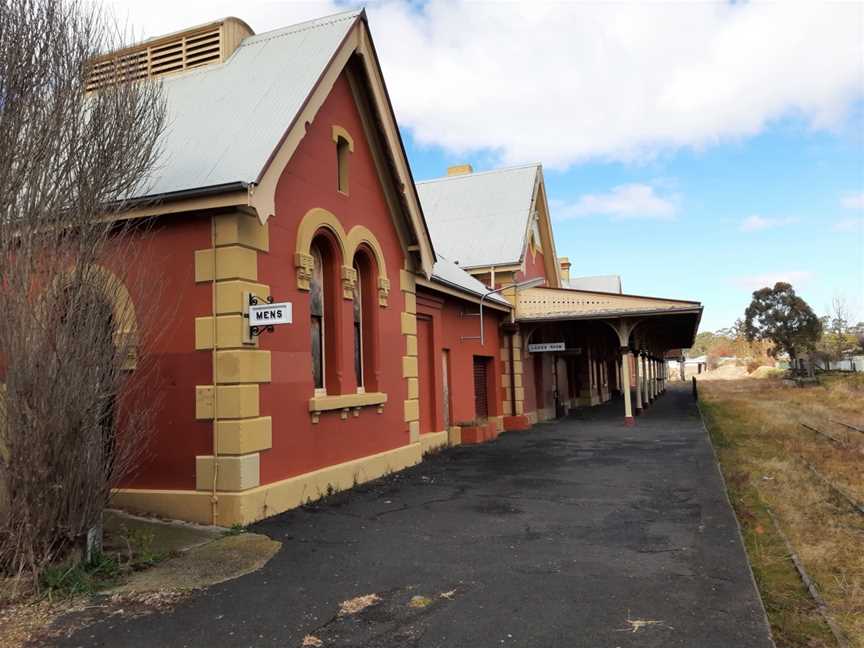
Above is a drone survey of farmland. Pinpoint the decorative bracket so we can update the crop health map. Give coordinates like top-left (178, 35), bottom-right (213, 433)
top-left (245, 293), bottom-right (275, 339)
top-left (377, 276), bottom-right (390, 307)
top-left (295, 252), bottom-right (314, 291)
top-left (341, 265), bottom-right (357, 300)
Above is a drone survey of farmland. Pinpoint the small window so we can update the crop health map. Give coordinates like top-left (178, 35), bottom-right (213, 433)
top-left (336, 136), bottom-right (350, 194)
top-left (353, 261), bottom-right (363, 390)
top-left (310, 245), bottom-right (325, 391)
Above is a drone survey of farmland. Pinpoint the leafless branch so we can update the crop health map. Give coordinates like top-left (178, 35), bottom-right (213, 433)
top-left (0, 0), bottom-right (166, 584)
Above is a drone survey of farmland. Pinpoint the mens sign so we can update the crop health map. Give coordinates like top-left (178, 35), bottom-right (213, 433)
top-left (249, 302), bottom-right (292, 326)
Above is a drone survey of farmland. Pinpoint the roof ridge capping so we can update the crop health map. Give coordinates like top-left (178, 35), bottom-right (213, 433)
top-left (239, 9), bottom-right (364, 46)
top-left (416, 162), bottom-right (541, 185)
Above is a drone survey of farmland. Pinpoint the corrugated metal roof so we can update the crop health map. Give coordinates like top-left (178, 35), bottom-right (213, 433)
top-left (565, 275), bottom-right (622, 293)
top-left (516, 304), bottom-right (702, 321)
top-left (135, 10), bottom-right (361, 199)
top-left (415, 164), bottom-right (540, 269)
top-left (431, 255), bottom-right (510, 305)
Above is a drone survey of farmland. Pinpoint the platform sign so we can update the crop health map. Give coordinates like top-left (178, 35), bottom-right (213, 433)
top-left (528, 342), bottom-right (565, 353)
top-left (249, 301), bottom-right (292, 327)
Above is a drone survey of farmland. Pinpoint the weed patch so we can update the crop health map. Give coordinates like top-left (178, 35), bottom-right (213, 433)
top-left (702, 377), bottom-right (864, 647)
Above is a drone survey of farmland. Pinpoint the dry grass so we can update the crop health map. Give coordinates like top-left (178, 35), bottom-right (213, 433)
top-left (701, 374), bottom-right (864, 647)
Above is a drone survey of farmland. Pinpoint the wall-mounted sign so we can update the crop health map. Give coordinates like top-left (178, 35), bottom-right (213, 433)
top-left (528, 342), bottom-right (565, 353)
top-left (249, 302), bottom-right (292, 327)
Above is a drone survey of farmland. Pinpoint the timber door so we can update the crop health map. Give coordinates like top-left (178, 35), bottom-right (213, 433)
top-left (442, 349), bottom-right (452, 429)
top-left (555, 356), bottom-right (567, 418)
top-left (473, 356), bottom-right (490, 420)
top-left (417, 316), bottom-right (435, 433)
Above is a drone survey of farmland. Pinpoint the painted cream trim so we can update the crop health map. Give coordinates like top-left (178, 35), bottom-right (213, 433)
top-left (195, 246), bottom-right (258, 282)
top-left (308, 391), bottom-right (387, 412)
top-left (48, 264), bottom-right (139, 370)
top-left (249, 26), bottom-right (360, 225)
top-left (110, 191), bottom-right (252, 223)
top-left (215, 211), bottom-right (269, 251)
top-left (247, 21), bottom-right (434, 278)
top-left (403, 398), bottom-right (419, 423)
top-left (196, 384), bottom-right (260, 420)
top-left (401, 356), bottom-right (418, 378)
top-left (331, 124), bottom-right (355, 151)
top-left (196, 314), bottom-right (256, 350)
top-left (420, 431), bottom-right (448, 455)
top-left (196, 453), bottom-right (260, 491)
top-left (215, 350), bottom-right (271, 384)
top-left (112, 442), bottom-right (422, 526)
top-left (294, 207), bottom-right (390, 306)
top-left (216, 280), bottom-right (270, 315)
top-left (216, 416), bottom-right (272, 455)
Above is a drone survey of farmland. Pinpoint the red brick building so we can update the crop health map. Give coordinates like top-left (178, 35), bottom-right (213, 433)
top-left (79, 10), bottom-right (701, 526)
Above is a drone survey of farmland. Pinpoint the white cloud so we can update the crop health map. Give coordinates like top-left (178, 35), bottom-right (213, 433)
top-left (739, 215), bottom-right (798, 232)
top-left (841, 192), bottom-right (864, 209)
top-left (552, 184), bottom-right (677, 221)
top-left (833, 217), bottom-right (864, 232)
top-left (732, 271), bottom-right (813, 291)
top-left (103, 0), bottom-right (864, 170)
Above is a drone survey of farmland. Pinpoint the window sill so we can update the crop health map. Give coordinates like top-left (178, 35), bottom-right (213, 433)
top-left (309, 392), bottom-right (387, 422)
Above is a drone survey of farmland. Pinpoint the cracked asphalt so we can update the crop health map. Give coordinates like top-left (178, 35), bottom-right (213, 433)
top-left (55, 385), bottom-right (774, 647)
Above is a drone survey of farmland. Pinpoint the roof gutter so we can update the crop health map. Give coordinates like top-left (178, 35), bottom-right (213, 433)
top-left (106, 182), bottom-right (252, 221)
top-left (113, 181), bottom-right (250, 210)
top-left (418, 275), bottom-right (512, 312)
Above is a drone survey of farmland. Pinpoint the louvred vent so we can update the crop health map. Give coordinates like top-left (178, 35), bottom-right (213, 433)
top-left (86, 18), bottom-right (252, 91)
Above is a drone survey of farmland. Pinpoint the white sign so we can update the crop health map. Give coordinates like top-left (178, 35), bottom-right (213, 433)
top-left (249, 302), bottom-right (292, 327)
top-left (528, 342), bottom-right (565, 353)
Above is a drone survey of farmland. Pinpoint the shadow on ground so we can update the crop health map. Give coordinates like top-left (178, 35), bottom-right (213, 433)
top-left (50, 385), bottom-right (772, 648)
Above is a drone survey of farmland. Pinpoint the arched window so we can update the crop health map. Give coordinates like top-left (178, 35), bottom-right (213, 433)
top-left (309, 233), bottom-right (342, 394)
top-left (352, 247), bottom-right (378, 392)
top-left (336, 135), bottom-right (350, 194)
top-left (352, 260), bottom-right (363, 391)
top-left (310, 244), bottom-right (325, 392)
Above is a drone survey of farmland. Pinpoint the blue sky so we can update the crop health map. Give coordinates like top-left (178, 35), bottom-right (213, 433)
top-left (108, 0), bottom-right (864, 332)
top-left (405, 112), bottom-right (864, 331)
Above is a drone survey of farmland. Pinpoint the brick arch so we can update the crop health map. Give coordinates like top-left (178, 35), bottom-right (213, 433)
top-left (331, 124), bottom-right (355, 152)
top-left (345, 225), bottom-right (390, 307)
top-left (294, 207), bottom-right (348, 292)
top-left (49, 264), bottom-right (139, 369)
top-left (295, 208), bottom-right (390, 307)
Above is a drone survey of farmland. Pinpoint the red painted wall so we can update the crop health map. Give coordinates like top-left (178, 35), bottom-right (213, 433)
top-left (117, 215), bottom-right (214, 489)
top-left (517, 247), bottom-right (546, 285)
top-left (257, 71), bottom-right (410, 485)
top-left (415, 288), bottom-right (504, 430)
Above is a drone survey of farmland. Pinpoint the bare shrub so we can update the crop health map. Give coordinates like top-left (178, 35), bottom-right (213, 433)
top-left (0, 0), bottom-right (166, 584)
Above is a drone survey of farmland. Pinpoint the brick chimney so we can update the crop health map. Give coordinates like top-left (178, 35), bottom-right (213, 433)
top-left (558, 257), bottom-right (571, 282)
top-left (447, 164), bottom-right (473, 176)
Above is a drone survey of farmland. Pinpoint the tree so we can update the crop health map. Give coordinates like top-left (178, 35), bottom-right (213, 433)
top-left (0, 0), bottom-right (166, 584)
top-left (687, 331), bottom-right (715, 358)
top-left (855, 322), bottom-right (864, 353)
top-left (744, 282), bottom-right (822, 370)
top-left (820, 296), bottom-right (856, 361)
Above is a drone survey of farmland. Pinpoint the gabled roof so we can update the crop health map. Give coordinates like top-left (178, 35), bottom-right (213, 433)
top-left (139, 10), bottom-right (361, 199)
top-left (121, 9), bottom-right (435, 277)
top-left (415, 164), bottom-right (540, 269)
top-left (431, 256), bottom-right (510, 306)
